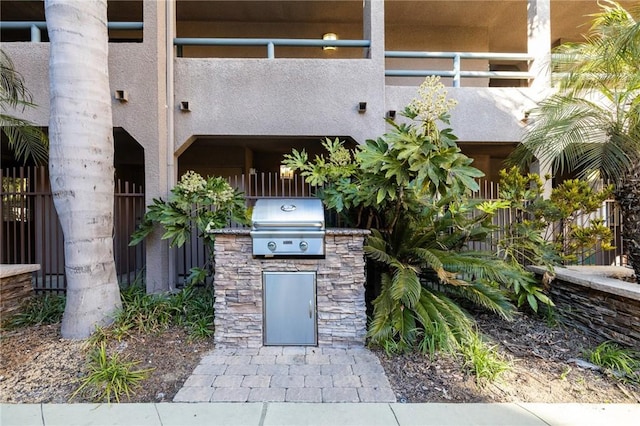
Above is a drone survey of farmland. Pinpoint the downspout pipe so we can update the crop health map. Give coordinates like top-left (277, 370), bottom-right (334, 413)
top-left (166, 0), bottom-right (177, 291)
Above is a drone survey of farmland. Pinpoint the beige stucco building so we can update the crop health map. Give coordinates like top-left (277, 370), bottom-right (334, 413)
top-left (1, 0), bottom-right (630, 291)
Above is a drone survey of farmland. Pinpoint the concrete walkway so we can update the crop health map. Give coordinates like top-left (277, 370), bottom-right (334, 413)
top-left (173, 347), bottom-right (396, 403)
top-left (2, 402), bottom-right (639, 425)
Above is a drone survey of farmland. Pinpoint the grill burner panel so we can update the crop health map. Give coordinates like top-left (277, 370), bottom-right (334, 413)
top-left (250, 198), bottom-right (325, 257)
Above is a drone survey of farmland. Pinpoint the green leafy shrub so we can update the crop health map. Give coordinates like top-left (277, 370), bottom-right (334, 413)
top-left (70, 342), bottom-right (153, 403)
top-left (2, 294), bottom-right (65, 329)
top-left (284, 77), bottom-right (533, 353)
top-left (497, 167), bottom-right (614, 270)
top-left (89, 281), bottom-right (214, 344)
top-left (130, 171), bottom-right (248, 285)
top-left (167, 283), bottom-right (215, 340)
top-left (493, 167), bottom-right (615, 312)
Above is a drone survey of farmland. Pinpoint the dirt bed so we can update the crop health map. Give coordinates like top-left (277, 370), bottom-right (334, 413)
top-left (1, 312), bottom-right (638, 404)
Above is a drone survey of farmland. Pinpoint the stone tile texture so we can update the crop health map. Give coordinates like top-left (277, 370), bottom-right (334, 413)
top-left (174, 347), bottom-right (396, 403)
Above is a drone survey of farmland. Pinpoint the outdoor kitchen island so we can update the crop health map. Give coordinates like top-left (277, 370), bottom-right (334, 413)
top-left (210, 228), bottom-right (370, 349)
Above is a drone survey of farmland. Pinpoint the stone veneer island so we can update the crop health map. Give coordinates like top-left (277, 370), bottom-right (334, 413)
top-left (211, 229), bottom-right (369, 348)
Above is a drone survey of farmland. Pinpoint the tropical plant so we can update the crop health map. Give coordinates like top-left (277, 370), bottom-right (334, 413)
top-left (130, 171), bottom-right (248, 285)
top-left (284, 77), bottom-right (537, 353)
top-left (496, 167), bottom-right (614, 268)
top-left (0, 49), bottom-right (49, 165)
top-left (509, 1), bottom-right (640, 282)
top-left (70, 342), bottom-right (153, 403)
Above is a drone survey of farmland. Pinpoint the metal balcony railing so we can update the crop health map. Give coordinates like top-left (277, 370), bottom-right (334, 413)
top-left (0, 21), bottom-right (143, 42)
top-left (385, 51), bottom-right (535, 87)
top-left (173, 37), bottom-right (371, 59)
top-left (2, 20), bottom-right (537, 87)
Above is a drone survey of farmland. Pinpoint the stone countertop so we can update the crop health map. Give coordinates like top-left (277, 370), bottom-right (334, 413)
top-left (210, 228), bottom-right (370, 236)
top-left (0, 264), bottom-right (41, 279)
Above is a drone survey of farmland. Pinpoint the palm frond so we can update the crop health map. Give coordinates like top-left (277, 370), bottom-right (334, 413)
top-left (448, 281), bottom-right (515, 320)
top-left (1, 115), bottom-right (49, 165)
top-left (389, 266), bottom-right (421, 308)
top-left (419, 290), bottom-right (473, 344)
top-left (0, 50), bottom-right (32, 109)
top-left (511, 94), bottom-right (636, 182)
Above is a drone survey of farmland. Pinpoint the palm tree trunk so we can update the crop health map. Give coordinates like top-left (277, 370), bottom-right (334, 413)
top-left (45, 0), bottom-right (121, 338)
top-left (616, 165), bottom-right (640, 284)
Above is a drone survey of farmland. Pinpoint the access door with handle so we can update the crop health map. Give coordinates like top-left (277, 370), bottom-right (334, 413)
top-left (263, 271), bottom-right (317, 346)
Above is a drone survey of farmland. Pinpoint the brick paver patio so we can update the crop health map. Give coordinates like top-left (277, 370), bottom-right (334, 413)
top-left (174, 347), bottom-right (397, 403)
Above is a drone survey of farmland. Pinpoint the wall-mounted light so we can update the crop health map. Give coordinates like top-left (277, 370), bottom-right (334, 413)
top-left (386, 110), bottom-right (397, 120)
top-left (114, 90), bottom-right (128, 103)
top-left (280, 165), bottom-right (294, 180)
top-left (322, 33), bottom-right (338, 50)
top-left (179, 101), bottom-right (190, 112)
top-left (358, 102), bottom-right (367, 113)
top-left (521, 110), bottom-right (530, 124)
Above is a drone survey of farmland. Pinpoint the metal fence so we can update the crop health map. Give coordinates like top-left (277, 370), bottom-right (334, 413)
top-left (175, 172), bottom-right (328, 285)
top-left (1, 169), bottom-right (625, 291)
top-left (467, 179), bottom-right (625, 266)
top-left (175, 173), bottom-right (625, 284)
top-left (1, 166), bottom-right (145, 293)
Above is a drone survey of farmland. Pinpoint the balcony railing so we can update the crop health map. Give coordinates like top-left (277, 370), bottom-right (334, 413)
top-left (2, 21), bottom-right (537, 88)
top-left (174, 37), bottom-right (371, 59)
top-left (0, 21), bottom-right (143, 42)
top-left (385, 51), bottom-right (535, 88)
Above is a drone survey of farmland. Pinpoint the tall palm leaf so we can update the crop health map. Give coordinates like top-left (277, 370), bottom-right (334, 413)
top-left (509, 1), bottom-right (640, 281)
top-left (0, 49), bottom-right (48, 165)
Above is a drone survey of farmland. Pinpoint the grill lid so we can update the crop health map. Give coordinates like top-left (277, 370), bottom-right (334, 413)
top-left (250, 198), bottom-right (325, 256)
top-left (251, 198), bottom-right (325, 231)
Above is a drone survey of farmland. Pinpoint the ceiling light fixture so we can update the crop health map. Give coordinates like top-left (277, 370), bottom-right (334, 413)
top-left (322, 33), bottom-right (338, 51)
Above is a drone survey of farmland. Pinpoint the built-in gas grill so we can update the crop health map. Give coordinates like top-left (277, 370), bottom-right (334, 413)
top-left (250, 198), bottom-right (325, 257)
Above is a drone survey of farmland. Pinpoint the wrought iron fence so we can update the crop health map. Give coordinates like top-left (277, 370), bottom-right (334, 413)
top-left (1, 166), bottom-right (145, 293)
top-left (2, 169), bottom-right (625, 291)
top-left (467, 179), bottom-right (625, 267)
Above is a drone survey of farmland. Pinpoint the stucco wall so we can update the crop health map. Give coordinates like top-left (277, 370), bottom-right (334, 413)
top-left (385, 86), bottom-right (542, 143)
top-left (173, 58), bottom-right (386, 149)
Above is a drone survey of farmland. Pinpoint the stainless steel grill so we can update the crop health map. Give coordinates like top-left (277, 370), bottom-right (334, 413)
top-left (250, 198), bottom-right (325, 257)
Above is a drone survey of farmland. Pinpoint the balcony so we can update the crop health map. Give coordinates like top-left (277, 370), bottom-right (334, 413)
top-left (2, 0), bottom-right (633, 150)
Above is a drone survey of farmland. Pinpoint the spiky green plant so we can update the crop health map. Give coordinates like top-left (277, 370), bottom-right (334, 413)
top-left (70, 342), bottom-right (153, 403)
top-left (587, 341), bottom-right (640, 383)
top-left (460, 332), bottom-right (511, 385)
top-left (2, 294), bottom-right (65, 329)
top-left (0, 49), bottom-right (49, 165)
top-left (508, 1), bottom-right (640, 282)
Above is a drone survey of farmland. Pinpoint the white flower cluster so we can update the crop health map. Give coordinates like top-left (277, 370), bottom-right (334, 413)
top-left (407, 76), bottom-right (458, 123)
top-left (206, 186), bottom-right (234, 204)
top-left (177, 171), bottom-right (206, 194)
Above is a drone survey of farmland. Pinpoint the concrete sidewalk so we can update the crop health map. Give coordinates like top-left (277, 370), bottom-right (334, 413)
top-left (2, 403), bottom-right (639, 426)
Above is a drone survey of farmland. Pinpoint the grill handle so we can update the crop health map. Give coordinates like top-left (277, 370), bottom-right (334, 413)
top-left (252, 221), bottom-right (324, 229)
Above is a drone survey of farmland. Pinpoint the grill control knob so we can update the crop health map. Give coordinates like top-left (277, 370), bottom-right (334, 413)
top-left (299, 241), bottom-right (308, 251)
top-left (267, 241), bottom-right (277, 251)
